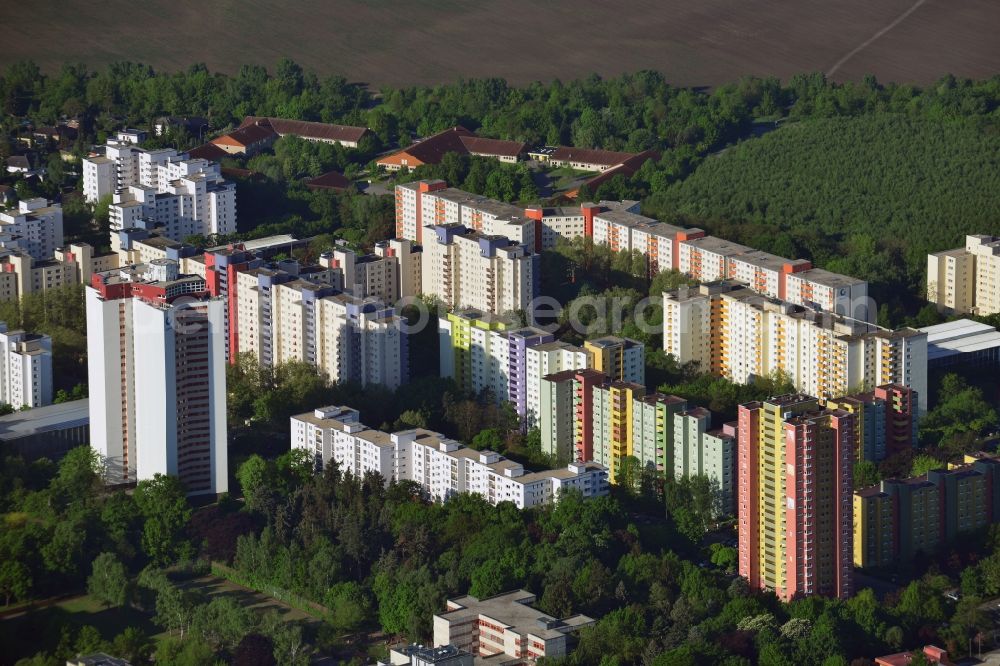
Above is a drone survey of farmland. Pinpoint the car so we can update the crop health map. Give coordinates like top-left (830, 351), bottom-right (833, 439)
top-left (944, 590), bottom-right (960, 602)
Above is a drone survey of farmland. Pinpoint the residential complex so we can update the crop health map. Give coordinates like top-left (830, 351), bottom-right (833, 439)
top-left (290, 406), bottom-right (608, 509)
top-left (86, 261), bottom-right (228, 495)
top-left (0, 197), bottom-right (64, 259)
top-left (824, 384), bottom-right (917, 462)
top-left (439, 310), bottom-right (644, 427)
top-left (0, 242), bottom-right (118, 301)
top-left (664, 282), bottom-right (927, 412)
top-left (395, 181), bottom-right (869, 318)
top-left (538, 370), bottom-right (737, 502)
top-left (421, 225), bottom-right (538, 315)
top-left (83, 139), bottom-right (237, 241)
top-left (433, 590), bottom-right (595, 662)
top-left (0, 323), bottom-right (53, 409)
top-left (738, 395), bottom-right (855, 601)
top-left (927, 235), bottom-right (1000, 316)
top-left (853, 453), bottom-right (1000, 570)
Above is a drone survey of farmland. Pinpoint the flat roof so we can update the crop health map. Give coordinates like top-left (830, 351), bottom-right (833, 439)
top-left (918, 319), bottom-right (1000, 359)
top-left (438, 590), bottom-right (594, 641)
top-left (0, 399), bottom-right (89, 441)
top-left (791, 267), bottom-right (866, 288)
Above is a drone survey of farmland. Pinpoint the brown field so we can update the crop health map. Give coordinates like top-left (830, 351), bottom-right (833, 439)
top-left (3, 0), bottom-right (999, 87)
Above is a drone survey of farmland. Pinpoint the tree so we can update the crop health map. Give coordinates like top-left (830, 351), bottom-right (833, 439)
top-left (133, 475), bottom-right (192, 565)
top-left (87, 552), bottom-right (130, 608)
top-left (0, 560), bottom-right (30, 606)
top-left (910, 454), bottom-right (944, 478)
top-left (191, 596), bottom-right (255, 650)
top-left (110, 627), bottom-right (154, 665)
top-left (237, 455), bottom-right (274, 512)
top-left (854, 460), bottom-right (881, 490)
top-left (232, 634), bottom-right (277, 666)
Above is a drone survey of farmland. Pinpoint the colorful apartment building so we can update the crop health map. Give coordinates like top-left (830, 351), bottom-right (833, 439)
top-left (664, 282), bottom-right (928, 412)
top-left (396, 181), bottom-right (869, 318)
top-left (928, 235), bottom-right (1000, 316)
top-left (673, 409), bottom-right (737, 515)
top-left (738, 395), bottom-right (854, 601)
top-left (853, 453), bottom-right (1000, 569)
top-left (824, 384), bottom-right (917, 462)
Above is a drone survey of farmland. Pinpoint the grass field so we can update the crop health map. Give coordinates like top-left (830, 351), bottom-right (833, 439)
top-left (5, 0), bottom-right (999, 87)
top-left (0, 574), bottom-right (314, 665)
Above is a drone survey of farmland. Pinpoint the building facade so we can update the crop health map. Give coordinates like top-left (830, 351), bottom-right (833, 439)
top-left (738, 395), bottom-right (854, 601)
top-left (0, 198), bottom-right (64, 260)
top-left (433, 590), bottom-right (595, 662)
top-left (0, 323), bottom-right (53, 409)
top-left (291, 407), bottom-right (609, 509)
top-left (664, 283), bottom-right (928, 412)
top-left (86, 261), bottom-right (228, 495)
top-left (853, 454), bottom-right (1000, 569)
top-left (928, 235), bottom-right (1000, 316)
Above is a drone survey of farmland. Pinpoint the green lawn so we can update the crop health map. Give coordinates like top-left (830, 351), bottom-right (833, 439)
top-left (0, 574), bottom-right (314, 665)
top-left (0, 595), bottom-right (166, 664)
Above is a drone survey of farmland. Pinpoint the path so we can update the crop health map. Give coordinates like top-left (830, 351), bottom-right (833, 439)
top-left (826, 0), bottom-right (930, 78)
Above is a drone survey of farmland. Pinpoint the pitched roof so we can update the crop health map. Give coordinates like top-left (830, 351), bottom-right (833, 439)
top-left (574, 150), bottom-right (659, 196)
top-left (212, 123), bottom-right (276, 147)
top-left (459, 135), bottom-right (526, 158)
top-left (239, 116), bottom-right (369, 144)
top-left (6, 155), bottom-right (31, 169)
top-left (381, 126), bottom-right (475, 166)
top-left (305, 171), bottom-right (352, 191)
top-left (550, 146), bottom-right (638, 168)
top-left (187, 143), bottom-right (229, 161)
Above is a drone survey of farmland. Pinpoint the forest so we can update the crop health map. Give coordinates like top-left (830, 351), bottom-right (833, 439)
top-left (4, 440), bottom-right (1000, 665)
top-left (4, 62), bottom-right (1000, 325)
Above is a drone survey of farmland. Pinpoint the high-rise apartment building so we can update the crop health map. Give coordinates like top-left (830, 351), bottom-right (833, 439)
top-left (927, 235), bottom-right (1000, 316)
top-left (0, 198), bottom-right (64, 260)
top-left (421, 224), bottom-right (537, 315)
top-left (396, 181), bottom-right (870, 317)
top-left (86, 260), bottom-right (228, 495)
top-left (673, 409), bottom-right (737, 515)
top-left (824, 384), bottom-right (917, 462)
top-left (233, 267), bottom-right (406, 389)
top-left (0, 323), bottom-right (53, 409)
top-left (664, 283), bottom-right (928, 412)
top-left (853, 453), bottom-right (1000, 569)
top-left (738, 395), bottom-right (854, 601)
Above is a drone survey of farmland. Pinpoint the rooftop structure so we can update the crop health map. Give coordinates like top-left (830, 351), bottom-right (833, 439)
top-left (918, 318), bottom-right (1000, 368)
top-left (434, 590), bottom-right (595, 662)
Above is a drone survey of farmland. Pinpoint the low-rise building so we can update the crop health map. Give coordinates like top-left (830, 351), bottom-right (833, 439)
top-left (237, 116), bottom-right (371, 148)
top-left (0, 398), bottom-right (89, 461)
top-left (384, 644), bottom-right (473, 666)
top-left (378, 126), bottom-right (525, 172)
top-left (433, 590), bottom-right (595, 662)
top-left (918, 318), bottom-right (1000, 369)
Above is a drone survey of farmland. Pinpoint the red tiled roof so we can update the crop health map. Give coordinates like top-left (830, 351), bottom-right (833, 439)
top-left (550, 146), bottom-right (638, 168)
top-left (386, 126), bottom-right (474, 165)
top-left (240, 116), bottom-right (370, 144)
top-left (574, 150), bottom-right (659, 195)
top-left (459, 135), bottom-right (526, 158)
top-left (305, 171), bottom-right (353, 191)
top-left (212, 122), bottom-right (277, 147)
top-left (187, 143), bottom-right (229, 161)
